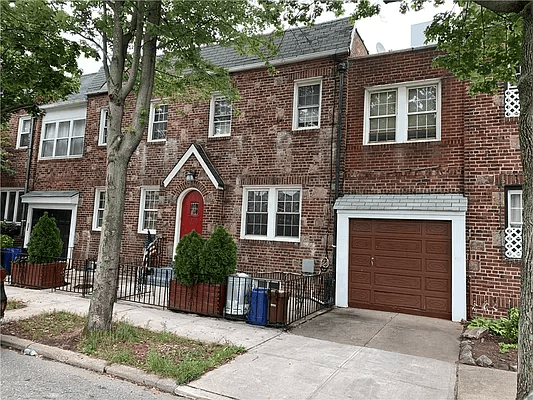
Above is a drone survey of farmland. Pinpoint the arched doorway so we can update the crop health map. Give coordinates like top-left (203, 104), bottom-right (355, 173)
top-left (179, 190), bottom-right (204, 238)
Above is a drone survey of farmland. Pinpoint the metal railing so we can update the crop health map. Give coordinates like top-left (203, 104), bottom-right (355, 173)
top-left (2, 248), bottom-right (335, 327)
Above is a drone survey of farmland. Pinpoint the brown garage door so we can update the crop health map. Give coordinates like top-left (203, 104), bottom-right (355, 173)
top-left (348, 219), bottom-right (451, 319)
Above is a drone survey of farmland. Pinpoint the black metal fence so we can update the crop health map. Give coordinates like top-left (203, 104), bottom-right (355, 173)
top-left (2, 248), bottom-right (334, 327)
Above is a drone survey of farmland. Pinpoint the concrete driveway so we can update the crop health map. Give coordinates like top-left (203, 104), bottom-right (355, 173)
top-left (290, 307), bottom-right (463, 364)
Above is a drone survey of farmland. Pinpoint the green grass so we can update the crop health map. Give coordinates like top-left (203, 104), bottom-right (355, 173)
top-left (6, 311), bottom-right (245, 384)
top-left (6, 299), bottom-right (25, 310)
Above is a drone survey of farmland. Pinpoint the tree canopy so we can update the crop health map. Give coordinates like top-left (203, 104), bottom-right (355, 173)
top-left (0, 0), bottom-right (94, 124)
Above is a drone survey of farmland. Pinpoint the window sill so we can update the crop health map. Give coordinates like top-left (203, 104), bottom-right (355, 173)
top-left (363, 138), bottom-right (440, 146)
top-left (240, 235), bottom-right (300, 244)
top-left (208, 134), bottom-right (231, 139)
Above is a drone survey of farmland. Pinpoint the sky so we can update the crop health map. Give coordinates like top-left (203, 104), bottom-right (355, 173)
top-left (77, 0), bottom-right (456, 75)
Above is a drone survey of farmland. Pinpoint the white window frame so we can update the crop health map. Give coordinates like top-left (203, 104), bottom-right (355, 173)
top-left (1, 189), bottom-right (24, 223)
top-left (292, 78), bottom-right (322, 131)
top-left (507, 189), bottom-right (523, 228)
top-left (40, 118), bottom-right (86, 159)
top-left (505, 188), bottom-right (523, 259)
top-left (240, 186), bottom-right (302, 242)
top-left (98, 108), bottom-right (109, 146)
top-left (364, 79), bottom-right (441, 145)
top-left (92, 188), bottom-right (106, 231)
top-left (147, 102), bottom-right (168, 142)
top-left (17, 116), bottom-right (32, 149)
top-left (208, 94), bottom-right (232, 137)
top-left (138, 186), bottom-right (159, 234)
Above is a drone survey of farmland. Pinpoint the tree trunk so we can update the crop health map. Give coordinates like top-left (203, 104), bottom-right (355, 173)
top-left (87, 1), bottom-right (160, 331)
top-left (517, 2), bottom-right (533, 399)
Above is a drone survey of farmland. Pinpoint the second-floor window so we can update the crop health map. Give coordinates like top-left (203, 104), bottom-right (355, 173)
top-left (17, 116), bottom-right (32, 149)
top-left (293, 78), bottom-right (322, 130)
top-left (99, 109), bottom-right (109, 146)
top-left (148, 103), bottom-right (168, 142)
top-left (209, 95), bottom-right (232, 137)
top-left (41, 118), bottom-right (85, 158)
top-left (365, 79), bottom-right (440, 145)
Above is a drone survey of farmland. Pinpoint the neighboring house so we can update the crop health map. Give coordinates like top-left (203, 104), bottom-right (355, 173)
top-left (2, 18), bottom-right (367, 272)
top-left (336, 46), bottom-right (522, 320)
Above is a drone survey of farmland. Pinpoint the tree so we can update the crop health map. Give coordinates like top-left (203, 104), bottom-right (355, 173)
top-left (63, 0), bottom-right (349, 332)
top-left (0, 0), bottom-right (93, 124)
top-left (352, 1), bottom-right (531, 398)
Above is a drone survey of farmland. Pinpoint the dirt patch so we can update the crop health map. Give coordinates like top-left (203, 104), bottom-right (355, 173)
top-left (0, 322), bottom-right (81, 352)
top-left (465, 332), bottom-right (517, 371)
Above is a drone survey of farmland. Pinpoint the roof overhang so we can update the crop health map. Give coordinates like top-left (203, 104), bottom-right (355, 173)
top-left (21, 191), bottom-right (80, 205)
top-left (163, 144), bottom-right (224, 190)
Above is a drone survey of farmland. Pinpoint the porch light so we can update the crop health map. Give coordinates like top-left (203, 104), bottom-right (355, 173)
top-left (186, 170), bottom-right (196, 183)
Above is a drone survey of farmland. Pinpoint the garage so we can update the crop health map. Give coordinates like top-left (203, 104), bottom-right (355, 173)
top-left (348, 218), bottom-right (451, 319)
top-left (334, 193), bottom-right (467, 321)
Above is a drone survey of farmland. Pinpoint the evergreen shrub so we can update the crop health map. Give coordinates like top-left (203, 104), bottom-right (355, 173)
top-left (27, 212), bottom-right (63, 263)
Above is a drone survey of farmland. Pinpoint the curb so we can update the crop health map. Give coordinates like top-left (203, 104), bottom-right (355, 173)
top-left (0, 333), bottom-right (195, 398)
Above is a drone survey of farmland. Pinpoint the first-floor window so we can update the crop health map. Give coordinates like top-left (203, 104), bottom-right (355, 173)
top-left (92, 188), bottom-right (105, 230)
top-left (1, 189), bottom-right (24, 223)
top-left (138, 187), bottom-right (159, 233)
top-left (505, 188), bottom-right (523, 259)
top-left (242, 186), bottom-right (301, 241)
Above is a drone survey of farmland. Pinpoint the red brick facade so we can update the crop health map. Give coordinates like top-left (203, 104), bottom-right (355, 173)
top-left (343, 47), bottom-right (522, 318)
top-left (1, 44), bottom-right (522, 320)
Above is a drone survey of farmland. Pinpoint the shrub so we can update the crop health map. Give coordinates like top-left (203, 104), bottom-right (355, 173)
top-left (466, 307), bottom-right (519, 353)
top-left (0, 234), bottom-right (14, 249)
top-left (27, 212), bottom-right (63, 263)
top-left (201, 226), bottom-right (237, 284)
top-left (173, 231), bottom-right (204, 286)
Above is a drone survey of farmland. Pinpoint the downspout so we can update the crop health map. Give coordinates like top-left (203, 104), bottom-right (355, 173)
top-left (20, 117), bottom-right (35, 241)
top-left (332, 60), bottom-right (348, 295)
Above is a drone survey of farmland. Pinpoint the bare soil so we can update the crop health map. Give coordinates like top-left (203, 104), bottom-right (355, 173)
top-left (467, 332), bottom-right (518, 370)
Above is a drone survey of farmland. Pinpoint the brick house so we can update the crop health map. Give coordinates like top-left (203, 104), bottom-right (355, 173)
top-left (335, 46), bottom-right (522, 320)
top-left (2, 18), bottom-right (367, 273)
top-left (1, 19), bottom-right (523, 322)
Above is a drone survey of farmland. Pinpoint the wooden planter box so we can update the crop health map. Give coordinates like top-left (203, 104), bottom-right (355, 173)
top-left (168, 280), bottom-right (226, 317)
top-left (11, 261), bottom-right (66, 289)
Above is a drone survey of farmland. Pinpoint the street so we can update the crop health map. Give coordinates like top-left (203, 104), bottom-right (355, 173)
top-left (0, 347), bottom-right (180, 399)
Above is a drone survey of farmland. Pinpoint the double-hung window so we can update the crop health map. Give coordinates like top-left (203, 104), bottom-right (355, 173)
top-left (138, 187), bottom-right (159, 233)
top-left (365, 79), bottom-right (440, 144)
top-left (148, 103), bottom-right (168, 142)
top-left (92, 188), bottom-right (106, 231)
top-left (242, 187), bottom-right (301, 241)
top-left (209, 95), bottom-right (232, 137)
top-left (505, 189), bottom-right (523, 259)
top-left (99, 109), bottom-right (109, 146)
top-left (17, 116), bottom-right (32, 149)
top-left (1, 189), bottom-right (24, 223)
top-left (293, 78), bottom-right (322, 130)
top-left (41, 118), bottom-right (86, 158)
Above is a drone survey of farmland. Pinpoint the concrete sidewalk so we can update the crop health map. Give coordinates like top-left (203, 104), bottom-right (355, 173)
top-left (1, 286), bottom-right (516, 399)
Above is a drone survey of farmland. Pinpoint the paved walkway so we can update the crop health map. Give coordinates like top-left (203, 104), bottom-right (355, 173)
top-left (0, 286), bottom-right (517, 399)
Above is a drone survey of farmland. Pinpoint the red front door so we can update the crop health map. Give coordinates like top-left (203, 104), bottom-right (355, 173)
top-left (180, 190), bottom-right (204, 238)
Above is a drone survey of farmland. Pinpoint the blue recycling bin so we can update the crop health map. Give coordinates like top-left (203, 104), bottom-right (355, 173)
top-left (247, 288), bottom-right (268, 325)
top-left (3, 248), bottom-right (22, 275)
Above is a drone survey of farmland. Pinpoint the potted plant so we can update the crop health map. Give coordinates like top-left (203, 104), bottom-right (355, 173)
top-left (169, 226), bottom-right (236, 316)
top-left (11, 212), bottom-right (65, 288)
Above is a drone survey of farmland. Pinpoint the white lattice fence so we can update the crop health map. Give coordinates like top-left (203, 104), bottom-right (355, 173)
top-left (505, 227), bottom-right (522, 259)
top-left (505, 87), bottom-right (520, 117)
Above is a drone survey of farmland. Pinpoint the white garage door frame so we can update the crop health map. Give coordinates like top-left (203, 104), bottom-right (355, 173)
top-left (335, 207), bottom-right (467, 321)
